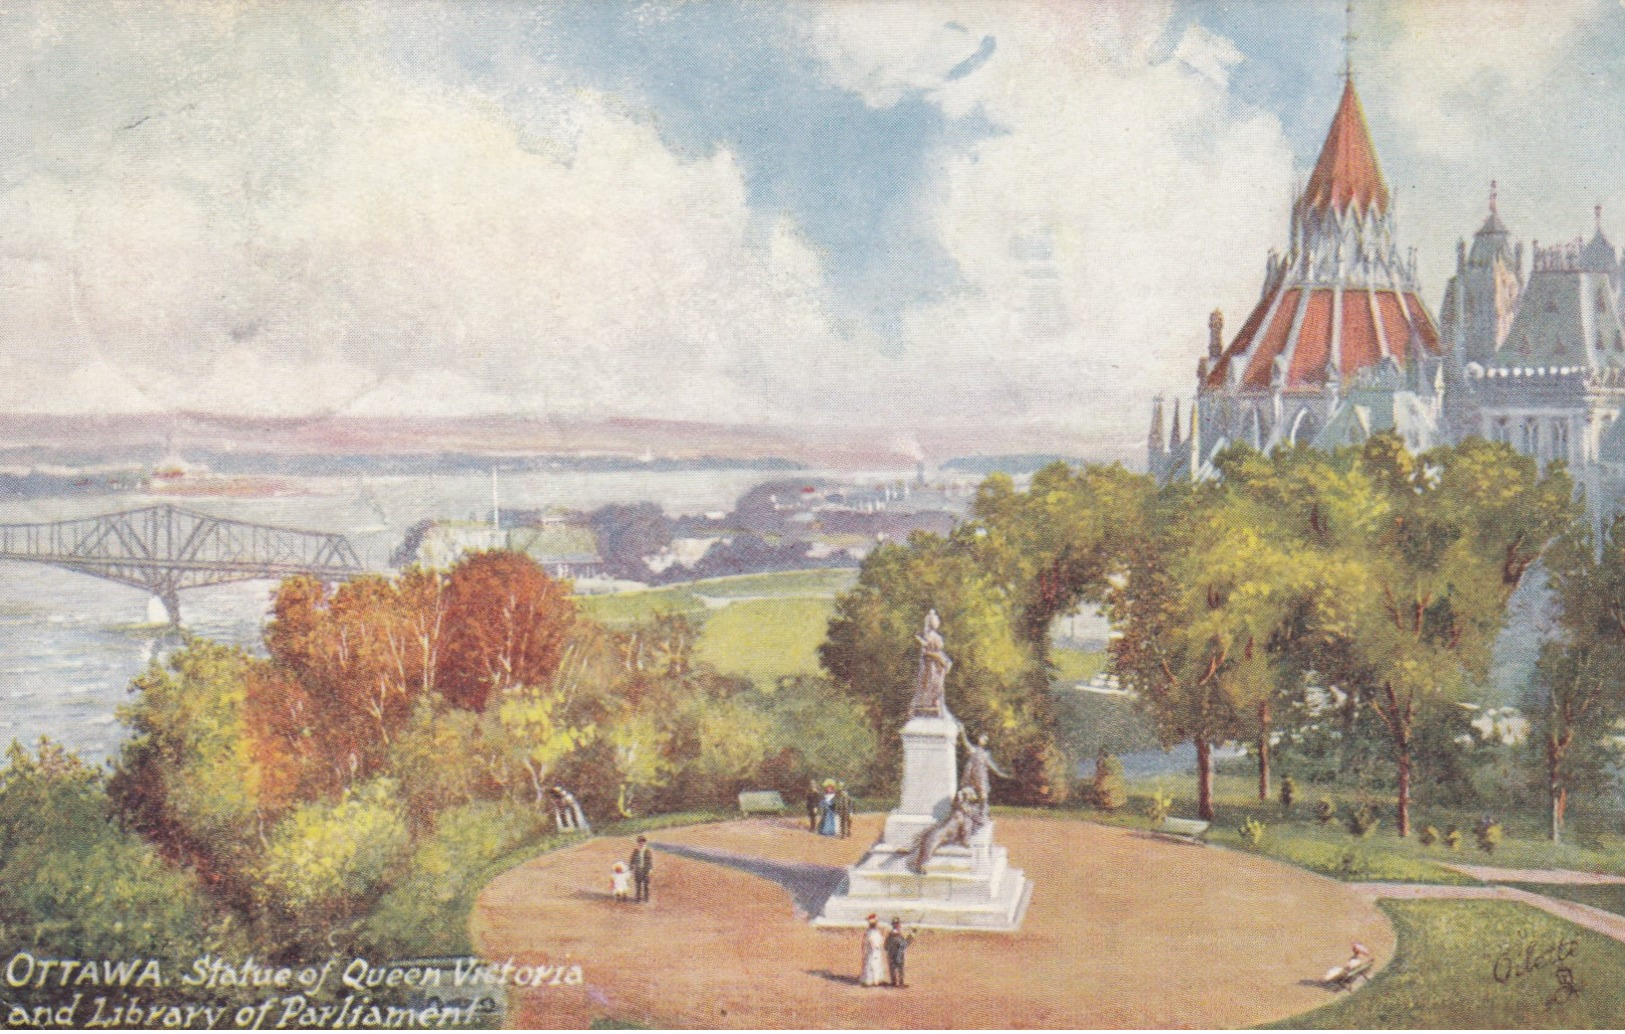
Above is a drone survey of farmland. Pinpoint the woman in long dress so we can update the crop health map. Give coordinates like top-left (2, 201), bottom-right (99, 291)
top-left (818, 781), bottom-right (840, 836)
top-left (860, 916), bottom-right (888, 987)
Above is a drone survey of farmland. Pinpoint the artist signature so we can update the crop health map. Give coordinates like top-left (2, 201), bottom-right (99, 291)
top-left (1489, 936), bottom-right (1581, 1008)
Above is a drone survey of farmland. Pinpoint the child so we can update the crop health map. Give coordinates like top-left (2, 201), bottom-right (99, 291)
top-left (611, 861), bottom-right (630, 902)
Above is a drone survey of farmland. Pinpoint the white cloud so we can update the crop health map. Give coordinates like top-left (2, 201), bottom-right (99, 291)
top-left (0, 0), bottom-right (1302, 455)
top-left (804, 2), bottom-right (1294, 442)
top-left (1358, 0), bottom-right (1622, 300)
top-left (0, 2), bottom-right (862, 424)
top-left (1174, 25), bottom-right (1245, 88)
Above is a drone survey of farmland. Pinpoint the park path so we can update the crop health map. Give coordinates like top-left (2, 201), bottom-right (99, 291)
top-left (1439, 862), bottom-right (1625, 885)
top-left (1350, 881), bottom-right (1625, 945)
top-left (473, 815), bottom-right (1393, 1028)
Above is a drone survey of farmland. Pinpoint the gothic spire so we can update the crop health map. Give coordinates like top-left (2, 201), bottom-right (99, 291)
top-left (1298, 76), bottom-right (1389, 217)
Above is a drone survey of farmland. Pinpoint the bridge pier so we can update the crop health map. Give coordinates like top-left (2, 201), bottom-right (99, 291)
top-left (158, 587), bottom-right (182, 627)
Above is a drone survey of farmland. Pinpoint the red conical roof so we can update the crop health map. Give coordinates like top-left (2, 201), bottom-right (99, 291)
top-left (1299, 79), bottom-right (1389, 216)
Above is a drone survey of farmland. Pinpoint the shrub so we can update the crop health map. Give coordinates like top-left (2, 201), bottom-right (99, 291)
top-left (1345, 803), bottom-right (1380, 838)
top-left (1337, 848), bottom-right (1368, 879)
top-left (1143, 785), bottom-right (1174, 824)
top-left (1279, 775), bottom-right (1297, 815)
top-left (1090, 752), bottom-right (1127, 812)
top-left (253, 778), bottom-right (411, 946)
top-left (1445, 827), bottom-right (1463, 851)
top-left (1419, 824), bottom-right (1439, 847)
top-left (362, 800), bottom-right (563, 958)
top-left (1476, 820), bottom-right (1503, 855)
top-left (1316, 798), bottom-right (1336, 825)
top-left (1239, 817), bottom-right (1267, 846)
top-left (0, 740), bottom-right (232, 961)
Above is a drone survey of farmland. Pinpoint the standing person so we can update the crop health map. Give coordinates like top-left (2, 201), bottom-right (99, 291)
top-left (818, 780), bottom-right (840, 837)
top-left (629, 836), bottom-right (654, 903)
top-left (806, 779), bottom-right (821, 833)
top-left (835, 783), bottom-right (854, 839)
top-left (885, 918), bottom-right (913, 988)
top-left (859, 915), bottom-right (888, 987)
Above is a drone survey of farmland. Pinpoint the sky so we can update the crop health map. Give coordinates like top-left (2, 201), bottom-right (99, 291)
top-left (3, 0), bottom-right (1625, 452)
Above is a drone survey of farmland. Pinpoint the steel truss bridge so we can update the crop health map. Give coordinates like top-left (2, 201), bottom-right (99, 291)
top-left (0, 504), bottom-right (363, 624)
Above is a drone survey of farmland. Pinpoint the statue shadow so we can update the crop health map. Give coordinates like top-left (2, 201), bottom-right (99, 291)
top-left (652, 842), bottom-right (848, 919)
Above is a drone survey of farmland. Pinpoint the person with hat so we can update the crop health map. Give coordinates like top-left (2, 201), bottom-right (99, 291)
top-left (859, 915), bottom-right (888, 987)
top-left (805, 779), bottom-right (821, 833)
top-left (885, 917), bottom-right (913, 988)
top-left (629, 836), bottom-right (654, 903)
top-left (834, 782), bottom-right (854, 839)
top-left (818, 780), bottom-right (840, 837)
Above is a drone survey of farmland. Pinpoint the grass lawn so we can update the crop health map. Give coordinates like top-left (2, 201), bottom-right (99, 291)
top-left (1051, 647), bottom-right (1105, 684)
top-left (692, 596), bottom-right (834, 688)
top-left (1270, 900), bottom-right (1625, 1028)
top-left (1101, 774), bottom-right (1471, 884)
top-left (1093, 770), bottom-right (1625, 885)
top-left (578, 568), bottom-right (847, 688)
top-left (1215, 821), bottom-right (1477, 884)
top-left (682, 568), bottom-right (857, 598)
top-left (576, 585), bottom-right (708, 625)
top-left (1437, 828), bottom-right (1625, 878)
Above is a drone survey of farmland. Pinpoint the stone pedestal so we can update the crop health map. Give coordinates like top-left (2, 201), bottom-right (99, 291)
top-left (814, 715), bottom-right (1033, 931)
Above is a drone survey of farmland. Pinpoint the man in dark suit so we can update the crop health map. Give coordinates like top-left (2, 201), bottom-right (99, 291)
top-left (805, 780), bottom-right (821, 833)
top-left (835, 783), bottom-right (854, 838)
top-left (629, 836), bottom-right (654, 903)
top-left (885, 917), bottom-right (913, 988)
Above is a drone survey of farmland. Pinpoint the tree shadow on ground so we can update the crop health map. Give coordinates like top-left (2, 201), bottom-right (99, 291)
top-left (652, 841), bottom-right (848, 918)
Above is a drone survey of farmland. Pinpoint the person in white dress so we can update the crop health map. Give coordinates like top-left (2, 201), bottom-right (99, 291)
top-left (610, 862), bottom-right (630, 902)
top-left (860, 915), bottom-right (888, 987)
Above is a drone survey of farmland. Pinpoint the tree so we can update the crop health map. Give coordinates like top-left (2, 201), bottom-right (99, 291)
top-left (1, 740), bottom-right (230, 963)
top-left (260, 571), bottom-right (444, 788)
top-left (492, 683), bottom-right (598, 807)
top-left (1315, 435), bottom-right (1573, 837)
top-left (440, 551), bottom-right (577, 711)
top-left (1214, 443), bottom-right (1373, 800)
top-left (971, 462), bottom-right (1154, 648)
top-left (1107, 475), bottom-right (1303, 821)
top-left (1533, 513), bottom-right (1625, 842)
top-left (110, 640), bottom-right (266, 891)
top-left (820, 533), bottom-right (1058, 801)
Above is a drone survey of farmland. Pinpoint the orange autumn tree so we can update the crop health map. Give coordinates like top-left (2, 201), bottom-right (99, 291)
top-left (249, 551), bottom-right (574, 799)
top-left (439, 550), bottom-right (577, 711)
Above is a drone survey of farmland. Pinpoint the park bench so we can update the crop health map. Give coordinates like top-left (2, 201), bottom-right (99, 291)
top-left (1156, 816), bottom-right (1211, 844)
top-left (738, 790), bottom-right (787, 816)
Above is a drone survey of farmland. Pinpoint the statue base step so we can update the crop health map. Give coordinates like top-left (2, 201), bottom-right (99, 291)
top-left (813, 821), bottom-right (1033, 931)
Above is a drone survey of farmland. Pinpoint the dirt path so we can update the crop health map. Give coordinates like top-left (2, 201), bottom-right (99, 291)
top-left (1352, 881), bottom-right (1625, 945)
top-left (472, 815), bottom-right (1392, 1029)
top-left (1439, 863), bottom-right (1625, 885)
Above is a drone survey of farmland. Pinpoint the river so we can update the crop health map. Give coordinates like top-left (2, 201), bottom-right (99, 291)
top-left (0, 466), bottom-right (883, 763)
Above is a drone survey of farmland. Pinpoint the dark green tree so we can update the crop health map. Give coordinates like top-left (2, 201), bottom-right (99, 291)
top-left (1533, 513), bottom-right (1625, 842)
